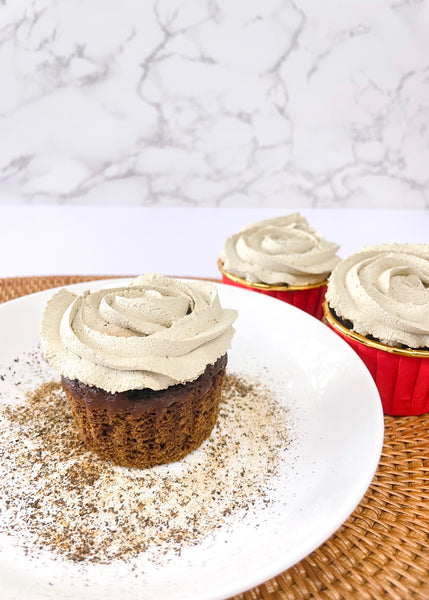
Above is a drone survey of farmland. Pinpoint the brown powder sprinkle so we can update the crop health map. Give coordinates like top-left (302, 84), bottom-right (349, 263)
top-left (0, 348), bottom-right (296, 567)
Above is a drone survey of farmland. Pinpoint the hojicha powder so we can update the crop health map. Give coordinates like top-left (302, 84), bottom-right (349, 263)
top-left (0, 350), bottom-right (296, 566)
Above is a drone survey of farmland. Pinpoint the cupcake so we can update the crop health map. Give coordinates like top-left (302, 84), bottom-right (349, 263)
top-left (40, 274), bottom-right (237, 468)
top-left (324, 244), bottom-right (429, 415)
top-left (218, 213), bottom-right (340, 319)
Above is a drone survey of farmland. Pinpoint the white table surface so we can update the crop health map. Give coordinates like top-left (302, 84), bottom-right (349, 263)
top-left (0, 206), bottom-right (427, 280)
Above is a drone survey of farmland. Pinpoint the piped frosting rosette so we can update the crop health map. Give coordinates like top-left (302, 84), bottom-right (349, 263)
top-left (40, 274), bottom-right (237, 393)
top-left (219, 213), bottom-right (340, 319)
top-left (220, 213), bottom-right (339, 286)
top-left (324, 244), bottom-right (429, 415)
top-left (325, 243), bottom-right (429, 348)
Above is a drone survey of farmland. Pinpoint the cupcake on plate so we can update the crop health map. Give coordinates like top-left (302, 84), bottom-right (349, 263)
top-left (40, 274), bottom-right (237, 468)
top-left (218, 213), bottom-right (340, 319)
top-left (324, 244), bottom-right (429, 415)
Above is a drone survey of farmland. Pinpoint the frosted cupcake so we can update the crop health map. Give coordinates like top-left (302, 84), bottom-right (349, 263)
top-left (40, 274), bottom-right (237, 468)
top-left (324, 244), bottom-right (429, 415)
top-left (219, 213), bottom-right (340, 319)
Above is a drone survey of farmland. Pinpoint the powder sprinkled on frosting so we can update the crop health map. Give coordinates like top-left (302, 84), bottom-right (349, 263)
top-left (326, 243), bottom-right (429, 348)
top-left (40, 274), bottom-right (237, 393)
top-left (220, 213), bottom-right (340, 286)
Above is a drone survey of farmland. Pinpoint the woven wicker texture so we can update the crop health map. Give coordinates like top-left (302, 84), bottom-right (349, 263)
top-left (1, 275), bottom-right (428, 600)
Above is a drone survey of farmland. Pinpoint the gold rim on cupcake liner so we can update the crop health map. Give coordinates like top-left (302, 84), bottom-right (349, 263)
top-left (218, 260), bottom-right (328, 292)
top-left (323, 300), bottom-right (429, 358)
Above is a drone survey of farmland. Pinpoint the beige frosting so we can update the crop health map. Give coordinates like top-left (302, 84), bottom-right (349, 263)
top-left (326, 244), bottom-right (429, 348)
top-left (40, 274), bottom-right (237, 393)
top-left (219, 213), bottom-right (340, 286)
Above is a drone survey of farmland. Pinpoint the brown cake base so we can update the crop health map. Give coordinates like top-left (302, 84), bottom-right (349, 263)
top-left (61, 354), bottom-right (227, 468)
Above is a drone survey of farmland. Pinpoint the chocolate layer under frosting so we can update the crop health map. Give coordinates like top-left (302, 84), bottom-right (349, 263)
top-left (61, 354), bottom-right (227, 416)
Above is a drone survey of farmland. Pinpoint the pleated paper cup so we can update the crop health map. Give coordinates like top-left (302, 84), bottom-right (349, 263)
top-left (218, 260), bottom-right (327, 320)
top-left (323, 301), bottom-right (429, 416)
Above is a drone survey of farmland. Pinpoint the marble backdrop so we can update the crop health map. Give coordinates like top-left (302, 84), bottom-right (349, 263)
top-left (0, 0), bottom-right (428, 208)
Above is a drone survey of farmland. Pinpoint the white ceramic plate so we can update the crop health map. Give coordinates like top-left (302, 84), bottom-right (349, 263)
top-left (0, 279), bottom-right (384, 600)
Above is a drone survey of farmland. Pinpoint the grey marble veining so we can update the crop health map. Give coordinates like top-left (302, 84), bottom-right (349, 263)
top-left (0, 0), bottom-right (428, 207)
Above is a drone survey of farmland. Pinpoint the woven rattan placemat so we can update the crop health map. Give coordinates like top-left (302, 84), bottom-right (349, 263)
top-left (1, 275), bottom-right (428, 600)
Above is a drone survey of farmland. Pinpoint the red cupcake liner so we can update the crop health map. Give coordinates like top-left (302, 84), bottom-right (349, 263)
top-left (219, 268), bottom-right (327, 320)
top-left (324, 303), bottom-right (429, 416)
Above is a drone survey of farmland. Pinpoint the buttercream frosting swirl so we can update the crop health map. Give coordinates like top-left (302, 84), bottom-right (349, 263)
top-left (326, 244), bottom-right (429, 348)
top-left (40, 274), bottom-right (237, 392)
top-left (219, 213), bottom-right (340, 286)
